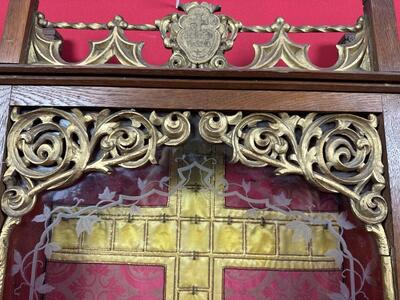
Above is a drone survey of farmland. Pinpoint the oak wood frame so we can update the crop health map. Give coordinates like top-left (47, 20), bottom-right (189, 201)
top-left (1, 0), bottom-right (400, 298)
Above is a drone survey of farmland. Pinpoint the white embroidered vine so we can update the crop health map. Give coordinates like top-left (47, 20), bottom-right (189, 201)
top-left (12, 154), bottom-right (374, 300)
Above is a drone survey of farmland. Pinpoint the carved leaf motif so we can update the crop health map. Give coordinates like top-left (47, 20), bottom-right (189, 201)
top-left (199, 111), bottom-right (388, 225)
top-left (2, 108), bottom-right (190, 221)
top-left (79, 28), bottom-right (146, 67)
top-left (28, 26), bottom-right (65, 65)
top-left (250, 19), bottom-right (317, 70)
top-left (334, 30), bottom-right (369, 71)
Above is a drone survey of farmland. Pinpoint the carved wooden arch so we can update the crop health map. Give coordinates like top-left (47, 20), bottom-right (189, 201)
top-left (0, 107), bottom-right (395, 299)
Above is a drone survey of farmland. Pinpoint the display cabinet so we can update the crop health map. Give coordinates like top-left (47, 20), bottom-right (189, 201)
top-left (0, 1), bottom-right (399, 299)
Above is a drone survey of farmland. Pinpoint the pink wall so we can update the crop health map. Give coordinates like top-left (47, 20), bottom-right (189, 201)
top-left (0, 0), bottom-right (399, 67)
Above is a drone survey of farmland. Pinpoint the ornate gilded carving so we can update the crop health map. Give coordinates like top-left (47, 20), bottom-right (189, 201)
top-left (199, 112), bottom-right (386, 224)
top-left (2, 108), bottom-right (190, 219)
top-left (366, 224), bottom-right (395, 300)
top-left (158, 2), bottom-right (240, 68)
top-left (28, 2), bottom-right (370, 71)
top-left (0, 216), bottom-right (21, 298)
top-left (0, 109), bottom-right (395, 299)
top-left (250, 17), bottom-right (369, 71)
top-left (29, 14), bottom-right (147, 66)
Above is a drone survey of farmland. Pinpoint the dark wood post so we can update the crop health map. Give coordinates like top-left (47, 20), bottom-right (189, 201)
top-left (364, 0), bottom-right (400, 71)
top-left (0, 0), bottom-right (38, 63)
top-left (365, 0), bottom-right (400, 296)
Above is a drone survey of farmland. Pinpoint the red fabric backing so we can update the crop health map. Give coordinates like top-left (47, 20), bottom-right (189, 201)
top-left (1, 0), bottom-right (399, 66)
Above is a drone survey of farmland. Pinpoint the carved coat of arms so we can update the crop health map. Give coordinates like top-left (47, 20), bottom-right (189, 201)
top-left (159, 2), bottom-right (239, 68)
top-left (176, 5), bottom-right (221, 64)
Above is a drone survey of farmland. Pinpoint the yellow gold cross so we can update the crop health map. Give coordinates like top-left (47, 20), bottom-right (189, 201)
top-left (51, 146), bottom-right (339, 300)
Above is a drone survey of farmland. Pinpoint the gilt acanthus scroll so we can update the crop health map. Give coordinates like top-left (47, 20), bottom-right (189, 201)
top-left (199, 111), bottom-right (386, 225)
top-left (28, 2), bottom-right (370, 71)
top-left (1, 108), bottom-right (190, 219)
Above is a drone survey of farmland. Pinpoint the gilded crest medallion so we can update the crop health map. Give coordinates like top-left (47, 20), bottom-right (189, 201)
top-left (158, 2), bottom-right (240, 68)
top-left (176, 4), bottom-right (221, 64)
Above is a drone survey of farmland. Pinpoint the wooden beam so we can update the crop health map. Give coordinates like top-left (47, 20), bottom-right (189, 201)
top-left (364, 0), bottom-right (400, 72)
top-left (0, 0), bottom-right (38, 63)
top-left (10, 85), bottom-right (383, 112)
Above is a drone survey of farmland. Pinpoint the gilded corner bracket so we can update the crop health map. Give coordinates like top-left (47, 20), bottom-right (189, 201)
top-left (199, 111), bottom-right (395, 299)
top-left (0, 108), bottom-right (191, 297)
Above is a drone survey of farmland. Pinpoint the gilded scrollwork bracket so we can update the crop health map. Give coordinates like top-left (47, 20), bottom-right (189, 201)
top-left (199, 111), bottom-right (394, 299)
top-left (1, 108), bottom-right (190, 218)
top-left (0, 107), bottom-right (191, 297)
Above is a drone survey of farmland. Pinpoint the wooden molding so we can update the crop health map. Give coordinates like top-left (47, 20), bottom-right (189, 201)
top-left (0, 0), bottom-right (38, 63)
top-left (364, 0), bottom-right (400, 72)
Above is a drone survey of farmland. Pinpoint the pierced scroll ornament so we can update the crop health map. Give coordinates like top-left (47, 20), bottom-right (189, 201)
top-left (199, 111), bottom-right (387, 225)
top-left (1, 108), bottom-right (190, 218)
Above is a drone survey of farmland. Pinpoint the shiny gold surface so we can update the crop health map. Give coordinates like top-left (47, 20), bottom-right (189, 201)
top-left (2, 108), bottom-right (190, 218)
top-left (366, 224), bottom-right (395, 300)
top-left (28, 2), bottom-right (370, 71)
top-left (0, 216), bottom-right (21, 298)
top-left (199, 112), bottom-right (386, 225)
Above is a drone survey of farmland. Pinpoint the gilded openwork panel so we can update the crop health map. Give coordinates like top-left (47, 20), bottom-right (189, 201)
top-left (0, 108), bottom-right (394, 299)
top-left (28, 2), bottom-right (370, 71)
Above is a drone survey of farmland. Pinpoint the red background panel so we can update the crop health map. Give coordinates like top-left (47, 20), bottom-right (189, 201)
top-left (0, 0), bottom-right (399, 66)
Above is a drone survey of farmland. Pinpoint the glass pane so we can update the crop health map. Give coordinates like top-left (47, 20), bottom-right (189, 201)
top-left (3, 125), bottom-right (383, 300)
